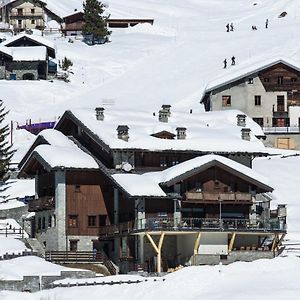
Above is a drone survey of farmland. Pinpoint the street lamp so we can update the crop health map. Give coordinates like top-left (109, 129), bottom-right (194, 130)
top-left (219, 197), bottom-right (223, 229)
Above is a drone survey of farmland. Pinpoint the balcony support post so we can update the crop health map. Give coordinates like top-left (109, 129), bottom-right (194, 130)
top-left (228, 232), bottom-right (236, 252)
top-left (276, 233), bottom-right (286, 251)
top-left (192, 232), bottom-right (201, 265)
top-left (271, 234), bottom-right (279, 252)
top-left (145, 232), bottom-right (165, 273)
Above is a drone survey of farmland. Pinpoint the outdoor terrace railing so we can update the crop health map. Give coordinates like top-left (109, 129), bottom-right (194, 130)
top-left (184, 192), bottom-right (252, 202)
top-left (28, 196), bottom-right (55, 212)
top-left (99, 217), bottom-right (286, 237)
top-left (263, 126), bottom-right (300, 133)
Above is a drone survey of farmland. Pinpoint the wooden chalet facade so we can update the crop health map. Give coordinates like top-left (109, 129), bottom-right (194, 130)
top-left (18, 107), bottom-right (286, 273)
top-left (61, 10), bottom-right (154, 36)
top-left (201, 58), bottom-right (300, 149)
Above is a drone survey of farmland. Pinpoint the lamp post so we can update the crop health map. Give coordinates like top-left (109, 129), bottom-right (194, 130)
top-left (219, 197), bottom-right (223, 230)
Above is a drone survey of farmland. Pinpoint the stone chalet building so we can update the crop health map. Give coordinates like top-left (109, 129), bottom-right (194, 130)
top-left (0, 33), bottom-right (56, 80)
top-left (201, 57), bottom-right (300, 150)
top-left (18, 106), bottom-right (287, 273)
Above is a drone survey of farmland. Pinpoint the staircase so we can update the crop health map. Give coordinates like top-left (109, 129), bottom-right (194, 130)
top-left (24, 238), bottom-right (46, 257)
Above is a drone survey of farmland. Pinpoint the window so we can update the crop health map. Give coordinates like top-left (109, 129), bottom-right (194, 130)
top-left (254, 95), bottom-right (261, 106)
top-left (277, 96), bottom-right (285, 112)
top-left (99, 215), bottom-right (107, 227)
top-left (18, 19), bottom-right (22, 27)
top-left (263, 78), bottom-right (270, 83)
top-left (69, 240), bottom-right (78, 251)
top-left (222, 95), bottom-right (231, 106)
top-left (247, 78), bottom-right (253, 84)
top-left (291, 77), bottom-right (297, 82)
top-left (31, 8), bottom-right (35, 14)
top-left (31, 20), bottom-right (35, 24)
top-left (37, 217), bottom-right (41, 230)
top-left (253, 118), bottom-right (264, 126)
top-left (88, 215), bottom-right (97, 227)
top-left (75, 185), bottom-right (81, 192)
top-left (159, 156), bottom-right (167, 167)
top-left (17, 8), bottom-right (23, 15)
top-left (48, 216), bottom-right (52, 228)
top-left (68, 215), bottom-right (78, 227)
top-left (277, 76), bottom-right (283, 84)
top-left (42, 217), bottom-right (46, 229)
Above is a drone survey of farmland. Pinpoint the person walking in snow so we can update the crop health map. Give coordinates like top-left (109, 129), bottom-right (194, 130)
top-left (226, 23), bottom-right (230, 32)
top-left (265, 18), bottom-right (269, 29)
top-left (230, 23), bottom-right (234, 31)
top-left (231, 56), bottom-right (236, 65)
top-left (223, 59), bottom-right (227, 69)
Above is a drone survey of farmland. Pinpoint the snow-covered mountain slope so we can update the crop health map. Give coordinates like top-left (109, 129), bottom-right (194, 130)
top-left (2, 0), bottom-right (300, 123)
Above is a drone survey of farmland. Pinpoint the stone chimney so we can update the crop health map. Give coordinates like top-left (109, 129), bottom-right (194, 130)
top-left (236, 114), bottom-right (246, 127)
top-left (117, 125), bottom-right (129, 141)
top-left (241, 128), bottom-right (251, 141)
top-left (176, 127), bottom-right (187, 140)
top-left (95, 107), bottom-right (105, 121)
top-left (158, 109), bottom-right (169, 123)
top-left (161, 104), bottom-right (171, 117)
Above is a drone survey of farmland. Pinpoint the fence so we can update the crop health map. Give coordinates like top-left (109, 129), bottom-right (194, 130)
top-left (0, 227), bottom-right (24, 238)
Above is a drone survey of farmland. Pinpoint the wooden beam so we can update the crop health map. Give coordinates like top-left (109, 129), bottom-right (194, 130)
top-left (228, 232), bottom-right (236, 252)
top-left (145, 233), bottom-right (159, 254)
top-left (271, 234), bottom-right (279, 252)
top-left (157, 232), bottom-right (165, 273)
top-left (146, 232), bottom-right (165, 273)
top-left (192, 232), bottom-right (201, 265)
top-left (276, 233), bottom-right (286, 250)
top-left (193, 232), bottom-right (201, 256)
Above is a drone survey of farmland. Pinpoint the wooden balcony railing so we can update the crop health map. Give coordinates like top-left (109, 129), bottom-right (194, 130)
top-left (184, 192), bottom-right (252, 203)
top-left (99, 217), bottom-right (286, 237)
top-left (28, 196), bottom-right (55, 212)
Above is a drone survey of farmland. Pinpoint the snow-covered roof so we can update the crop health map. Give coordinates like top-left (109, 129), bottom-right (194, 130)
top-left (112, 154), bottom-right (273, 197)
top-left (1, 33), bottom-right (56, 57)
top-left (204, 57), bottom-right (300, 94)
top-left (11, 46), bottom-right (47, 61)
top-left (58, 107), bottom-right (267, 154)
top-left (19, 129), bottom-right (98, 173)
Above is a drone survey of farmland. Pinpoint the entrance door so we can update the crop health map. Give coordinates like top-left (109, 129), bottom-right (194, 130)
top-left (69, 240), bottom-right (78, 251)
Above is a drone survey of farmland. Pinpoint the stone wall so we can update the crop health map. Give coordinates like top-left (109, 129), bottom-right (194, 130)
top-left (0, 270), bottom-right (96, 292)
top-left (194, 250), bottom-right (276, 265)
top-left (0, 205), bottom-right (29, 225)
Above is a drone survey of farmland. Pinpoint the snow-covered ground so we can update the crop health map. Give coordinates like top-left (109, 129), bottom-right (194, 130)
top-left (1, 0), bottom-right (300, 298)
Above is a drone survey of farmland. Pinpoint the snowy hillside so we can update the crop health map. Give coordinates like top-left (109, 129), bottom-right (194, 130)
top-left (2, 0), bottom-right (300, 123)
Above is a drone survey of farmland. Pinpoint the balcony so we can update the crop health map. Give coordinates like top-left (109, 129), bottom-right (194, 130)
top-left (263, 126), bottom-right (300, 133)
top-left (28, 196), bottom-right (55, 212)
top-left (99, 217), bottom-right (286, 237)
top-left (184, 192), bottom-right (252, 203)
top-left (10, 12), bottom-right (43, 19)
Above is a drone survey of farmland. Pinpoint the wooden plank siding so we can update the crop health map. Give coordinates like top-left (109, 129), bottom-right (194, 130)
top-left (258, 63), bottom-right (300, 106)
top-left (66, 171), bottom-right (111, 236)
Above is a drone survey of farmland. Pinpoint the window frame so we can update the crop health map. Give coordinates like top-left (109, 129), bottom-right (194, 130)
top-left (254, 95), bottom-right (261, 106)
top-left (88, 215), bottom-right (97, 227)
top-left (222, 95), bottom-right (231, 107)
top-left (68, 215), bottom-right (79, 228)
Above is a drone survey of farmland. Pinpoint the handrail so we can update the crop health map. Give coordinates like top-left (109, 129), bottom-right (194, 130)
top-left (99, 217), bottom-right (286, 236)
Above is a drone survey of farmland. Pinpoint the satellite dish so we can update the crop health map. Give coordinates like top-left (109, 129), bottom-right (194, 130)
top-left (122, 162), bottom-right (133, 172)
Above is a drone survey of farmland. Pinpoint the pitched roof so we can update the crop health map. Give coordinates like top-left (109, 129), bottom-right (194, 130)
top-left (203, 57), bottom-right (300, 95)
top-left (1, 33), bottom-right (56, 58)
top-left (19, 129), bottom-right (98, 175)
top-left (55, 107), bottom-right (267, 154)
top-left (112, 154), bottom-right (273, 197)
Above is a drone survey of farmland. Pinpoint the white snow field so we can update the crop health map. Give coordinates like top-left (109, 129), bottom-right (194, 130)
top-left (1, 0), bottom-right (300, 298)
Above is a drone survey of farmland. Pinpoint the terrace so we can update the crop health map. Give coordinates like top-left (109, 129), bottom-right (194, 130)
top-left (99, 216), bottom-right (286, 238)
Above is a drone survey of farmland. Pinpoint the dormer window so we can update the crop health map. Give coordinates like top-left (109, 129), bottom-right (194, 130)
top-left (247, 78), bottom-right (253, 84)
top-left (151, 131), bottom-right (175, 140)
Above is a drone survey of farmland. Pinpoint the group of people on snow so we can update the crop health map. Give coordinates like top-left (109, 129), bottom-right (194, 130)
top-left (223, 56), bottom-right (235, 68)
top-left (226, 18), bottom-right (269, 32)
